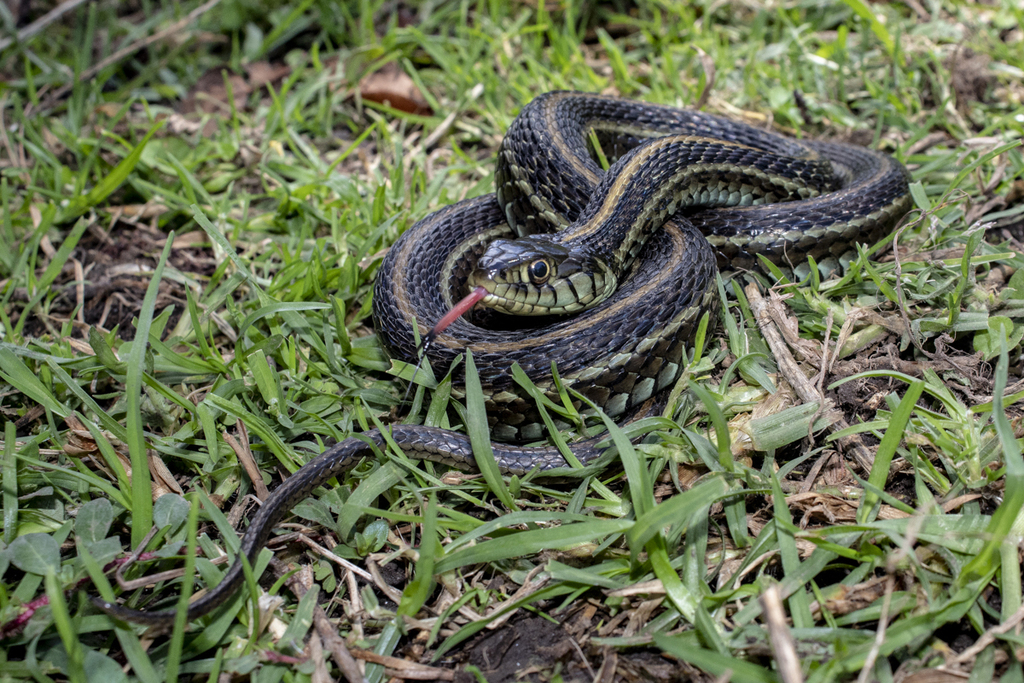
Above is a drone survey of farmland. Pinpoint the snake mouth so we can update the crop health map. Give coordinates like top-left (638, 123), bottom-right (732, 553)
top-left (424, 286), bottom-right (489, 346)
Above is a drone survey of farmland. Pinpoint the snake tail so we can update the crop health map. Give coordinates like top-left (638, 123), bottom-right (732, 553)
top-left (92, 426), bottom-right (601, 626)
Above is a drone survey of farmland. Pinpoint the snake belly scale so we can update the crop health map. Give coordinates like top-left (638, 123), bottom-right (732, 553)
top-left (92, 91), bottom-right (910, 626)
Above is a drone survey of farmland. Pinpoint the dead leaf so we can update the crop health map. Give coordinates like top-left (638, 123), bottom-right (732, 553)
top-left (181, 69), bottom-right (251, 116)
top-left (178, 62), bottom-right (292, 136)
top-left (62, 415), bottom-right (104, 457)
top-left (148, 452), bottom-right (183, 497)
top-left (810, 575), bottom-right (891, 618)
top-left (359, 62), bottom-right (432, 115)
top-left (62, 415), bottom-right (182, 499)
top-left (246, 60), bottom-right (292, 89)
top-left (162, 231), bottom-right (209, 248)
top-left (94, 103), bottom-right (123, 118)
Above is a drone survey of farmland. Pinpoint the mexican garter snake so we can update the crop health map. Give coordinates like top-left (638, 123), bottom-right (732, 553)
top-left (92, 91), bottom-right (910, 625)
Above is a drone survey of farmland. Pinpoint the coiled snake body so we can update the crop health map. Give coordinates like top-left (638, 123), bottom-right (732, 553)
top-left (93, 92), bottom-right (910, 625)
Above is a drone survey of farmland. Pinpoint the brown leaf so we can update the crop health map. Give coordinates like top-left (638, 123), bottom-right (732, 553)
top-left (359, 62), bottom-right (432, 115)
top-left (177, 63), bottom-right (289, 137)
top-left (63, 415), bottom-right (182, 499)
top-left (180, 69), bottom-right (251, 116)
top-left (62, 415), bottom-right (100, 456)
top-left (246, 60), bottom-right (292, 89)
top-left (813, 575), bottom-right (891, 618)
top-left (148, 452), bottom-right (184, 497)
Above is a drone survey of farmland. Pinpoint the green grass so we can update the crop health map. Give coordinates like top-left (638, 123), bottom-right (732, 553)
top-left (1, 1), bottom-right (1023, 681)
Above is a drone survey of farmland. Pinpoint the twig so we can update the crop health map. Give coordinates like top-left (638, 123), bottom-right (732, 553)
top-left (87, 0), bottom-right (222, 82)
top-left (595, 647), bottom-right (618, 683)
top-left (0, 93), bottom-right (25, 171)
top-left (568, 636), bottom-right (595, 679)
top-left (856, 576), bottom-right (895, 683)
top-left (224, 425), bottom-right (269, 500)
top-left (38, 0), bottom-right (222, 108)
top-left (308, 633), bottom-right (332, 683)
top-left (692, 45), bottom-right (716, 111)
top-left (271, 558), bottom-right (367, 683)
top-left (421, 83), bottom-right (484, 149)
top-left (483, 564), bottom-right (548, 630)
top-left (0, 0), bottom-right (93, 52)
top-left (799, 450), bottom-right (833, 494)
top-left (367, 560), bottom-right (404, 604)
top-left (746, 283), bottom-right (876, 473)
top-left (296, 535), bottom-right (374, 582)
top-left (348, 650), bottom-right (455, 681)
top-left (114, 527), bottom-right (160, 590)
top-left (731, 550), bottom-right (779, 590)
top-left (952, 598), bottom-right (1024, 664)
top-left (115, 552), bottom-right (228, 591)
top-left (761, 584), bottom-right (803, 683)
top-left (808, 306), bottom-right (834, 443)
top-left (73, 258), bottom-right (85, 325)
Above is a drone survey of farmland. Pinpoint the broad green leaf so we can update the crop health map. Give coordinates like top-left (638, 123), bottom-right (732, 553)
top-left (9, 533), bottom-right (60, 576)
top-left (152, 494), bottom-right (190, 531)
top-left (974, 316), bottom-right (1023, 360)
top-left (75, 499), bottom-right (113, 544)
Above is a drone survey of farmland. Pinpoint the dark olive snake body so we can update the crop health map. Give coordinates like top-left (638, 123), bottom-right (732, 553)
top-left (92, 92), bottom-right (910, 625)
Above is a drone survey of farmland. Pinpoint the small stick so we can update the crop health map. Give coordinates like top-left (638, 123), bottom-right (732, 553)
top-left (271, 558), bottom-right (367, 683)
top-left (856, 576), bottom-right (895, 683)
top-left (36, 0), bottom-right (223, 109)
top-left (761, 584), bottom-right (804, 683)
top-left (0, 0), bottom-right (93, 52)
top-left (746, 283), bottom-right (875, 473)
top-left (348, 650), bottom-right (455, 681)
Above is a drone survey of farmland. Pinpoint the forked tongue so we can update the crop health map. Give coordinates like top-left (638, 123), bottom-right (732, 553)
top-left (422, 286), bottom-right (488, 348)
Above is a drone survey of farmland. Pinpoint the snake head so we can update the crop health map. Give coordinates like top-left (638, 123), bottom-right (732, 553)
top-left (468, 236), bottom-right (617, 315)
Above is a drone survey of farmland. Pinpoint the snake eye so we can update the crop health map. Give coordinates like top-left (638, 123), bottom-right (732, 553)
top-left (527, 259), bottom-right (550, 284)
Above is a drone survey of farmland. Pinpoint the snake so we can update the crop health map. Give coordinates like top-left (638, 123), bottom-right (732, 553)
top-left (92, 91), bottom-right (910, 626)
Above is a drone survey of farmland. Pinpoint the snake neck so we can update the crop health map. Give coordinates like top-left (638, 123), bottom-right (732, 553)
top-left (475, 133), bottom-right (840, 316)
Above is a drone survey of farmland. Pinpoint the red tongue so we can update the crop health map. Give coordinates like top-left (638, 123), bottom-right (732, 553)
top-left (423, 286), bottom-right (488, 346)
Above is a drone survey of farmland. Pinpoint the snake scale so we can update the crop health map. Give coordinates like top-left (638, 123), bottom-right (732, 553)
top-left (93, 91), bottom-right (910, 625)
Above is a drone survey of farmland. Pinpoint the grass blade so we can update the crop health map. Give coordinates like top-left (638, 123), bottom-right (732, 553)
top-left (464, 350), bottom-right (515, 510)
top-left (857, 379), bottom-right (924, 524)
top-left (125, 232), bottom-right (175, 548)
top-left (3, 421), bottom-right (18, 543)
top-left (654, 632), bottom-right (780, 683)
top-left (961, 328), bottom-right (1024, 584)
top-left (433, 518), bottom-right (633, 574)
top-left (58, 122), bottom-right (164, 223)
